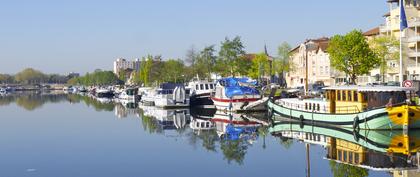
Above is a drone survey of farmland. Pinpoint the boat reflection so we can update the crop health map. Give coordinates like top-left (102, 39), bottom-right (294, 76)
top-left (270, 121), bottom-right (420, 174)
top-left (139, 105), bottom-right (190, 130)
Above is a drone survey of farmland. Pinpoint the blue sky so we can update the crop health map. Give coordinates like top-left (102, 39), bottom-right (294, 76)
top-left (0, 0), bottom-right (387, 74)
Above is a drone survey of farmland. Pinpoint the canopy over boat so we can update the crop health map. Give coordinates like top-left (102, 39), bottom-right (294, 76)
top-left (217, 77), bottom-right (259, 98)
top-left (323, 85), bottom-right (415, 92)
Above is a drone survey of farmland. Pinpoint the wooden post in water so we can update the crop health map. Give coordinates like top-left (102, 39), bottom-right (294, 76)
top-left (306, 143), bottom-right (311, 177)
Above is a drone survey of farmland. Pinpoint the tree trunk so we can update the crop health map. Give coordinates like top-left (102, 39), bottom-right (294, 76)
top-left (350, 74), bottom-right (357, 85)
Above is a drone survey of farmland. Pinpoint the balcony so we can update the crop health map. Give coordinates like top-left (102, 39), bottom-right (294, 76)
top-left (408, 50), bottom-right (420, 57)
top-left (407, 36), bottom-right (420, 43)
top-left (379, 24), bottom-right (391, 33)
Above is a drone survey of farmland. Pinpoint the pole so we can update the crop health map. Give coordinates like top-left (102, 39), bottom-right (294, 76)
top-left (305, 46), bottom-right (309, 95)
top-left (306, 143), bottom-right (311, 177)
top-left (400, 29), bottom-right (404, 86)
top-left (399, 0), bottom-right (405, 86)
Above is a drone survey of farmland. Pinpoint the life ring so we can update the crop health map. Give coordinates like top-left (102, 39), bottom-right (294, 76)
top-left (353, 116), bottom-right (360, 131)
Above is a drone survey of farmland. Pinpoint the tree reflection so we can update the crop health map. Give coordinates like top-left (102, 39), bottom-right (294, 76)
top-left (329, 161), bottom-right (368, 177)
top-left (220, 138), bottom-right (248, 165)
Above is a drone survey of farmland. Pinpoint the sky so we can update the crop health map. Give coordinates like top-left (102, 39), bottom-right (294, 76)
top-left (0, 0), bottom-right (388, 74)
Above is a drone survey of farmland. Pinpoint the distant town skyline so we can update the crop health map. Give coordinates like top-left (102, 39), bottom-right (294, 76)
top-left (0, 0), bottom-right (387, 74)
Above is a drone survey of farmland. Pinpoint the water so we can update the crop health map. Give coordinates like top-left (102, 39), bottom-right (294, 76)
top-left (0, 91), bottom-right (415, 177)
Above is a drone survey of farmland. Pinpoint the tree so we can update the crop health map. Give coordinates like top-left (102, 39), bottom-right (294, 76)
top-left (328, 30), bottom-right (380, 84)
top-left (249, 53), bottom-right (271, 80)
top-left (275, 42), bottom-right (293, 75)
top-left (197, 45), bottom-right (217, 80)
top-left (162, 59), bottom-right (185, 83)
top-left (218, 36), bottom-right (246, 76)
top-left (0, 74), bottom-right (14, 84)
top-left (14, 68), bottom-right (47, 84)
top-left (369, 36), bottom-right (399, 83)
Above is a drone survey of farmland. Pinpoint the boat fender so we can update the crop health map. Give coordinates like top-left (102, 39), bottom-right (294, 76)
top-left (353, 116), bottom-right (360, 131)
top-left (353, 130), bottom-right (360, 142)
top-left (299, 115), bottom-right (304, 128)
top-left (268, 107), bottom-right (274, 118)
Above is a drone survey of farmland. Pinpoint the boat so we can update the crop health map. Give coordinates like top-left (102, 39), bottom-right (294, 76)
top-left (270, 121), bottom-right (420, 171)
top-left (139, 87), bottom-right (156, 106)
top-left (117, 87), bottom-right (139, 102)
top-left (0, 87), bottom-right (6, 95)
top-left (95, 88), bottom-right (114, 98)
top-left (153, 83), bottom-right (190, 109)
top-left (211, 110), bottom-right (261, 141)
top-left (268, 85), bottom-right (420, 130)
top-left (139, 105), bottom-right (190, 130)
top-left (212, 77), bottom-right (261, 112)
top-left (187, 79), bottom-right (216, 107)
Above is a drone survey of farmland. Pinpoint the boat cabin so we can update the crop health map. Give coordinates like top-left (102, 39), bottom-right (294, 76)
top-left (324, 86), bottom-right (415, 114)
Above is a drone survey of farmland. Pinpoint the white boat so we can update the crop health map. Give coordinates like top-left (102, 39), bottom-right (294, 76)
top-left (95, 88), bottom-right (114, 98)
top-left (118, 87), bottom-right (138, 102)
top-left (0, 87), bottom-right (6, 94)
top-left (153, 83), bottom-right (190, 109)
top-left (139, 105), bottom-right (190, 130)
top-left (187, 79), bottom-right (215, 107)
top-left (211, 110), bottom-right (261, 141)
top-left (140, 88), bottom-right (157, 106)
top-left (212, 77), bottom-right (261, 112)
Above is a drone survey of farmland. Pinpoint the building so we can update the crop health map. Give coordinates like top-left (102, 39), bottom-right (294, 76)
top-left (379, 0), bottom-right (420, 80)
top-left (287, 37), bottom-right (339, 88)
top-left (113, 58), bottom-right (141, 76)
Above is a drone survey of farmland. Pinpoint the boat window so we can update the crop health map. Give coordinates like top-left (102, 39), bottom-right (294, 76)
top-left (342, 90), bottom-right (347, 101)
top-left (196, 85), bottom-right (199, 90)
top-left (347, 91), bottom-right (352, 101)
top-left (313, 103), bottom-right (316, 111)
top-left (200, 84), bottom-right (204, 90)
top-left (317, 104), bottom-right (320, 111)
top-left (337, 91), bottom-right (341, 101)
top-left (309, 103), bottom-right (312, 110)
top-left (353, 91), bottom-right (358, 102)
top-left (338, 150), bottom-right (342, 160)
top-left (210, 84), bottom-right (214, 89)
top-left (305, 103), bottom-right (308, 110)
top-left (354, 153), bottom-right (359, 164)
top-left (205, 84), bottom-right (209, 90)
top-left (343, 151), bottom-right (347, 162)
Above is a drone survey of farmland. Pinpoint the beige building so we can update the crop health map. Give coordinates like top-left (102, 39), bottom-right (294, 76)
top-left (113, 58), bottom-right (141, 76)
top-left (287, 37), bottom-right (337, 88)
top-left (380, 0), bottom-right (420, 80)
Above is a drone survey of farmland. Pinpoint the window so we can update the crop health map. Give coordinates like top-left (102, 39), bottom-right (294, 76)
top-left (353, 91), bottom-right (358, 102)
top-left (313, 103), bottom-right (316, 111)
top-left (309, 103), bottom-right (312, 110)
top-left (317, 104), bottom-right (320, 111)
top-left (210, 84), bottom-right (214, 89)
top-left (205, 84), bottom-right (209, 90)
top-left (305, 103), bottom-right (308, 110)
top-left (195, 85), bottom-right (199, 90)
top-left (347, 91), bottom-right (352, 101)
top-left (354, 153), bottom-right (359, 164)
top-left (342, 91), bottom-right (346, 101)
top-left (200, 84), bottom-right (204, 90)
top-left (337, 91), bottom-right (341, 101)
top-left (320, 66), bottom-right (323, 74)
top-left (349, 152), bottom-right (353, 163)
top-left (343, 151), bottom-right (347, 161)
top-left (338, 150), bottom-right (342, 160)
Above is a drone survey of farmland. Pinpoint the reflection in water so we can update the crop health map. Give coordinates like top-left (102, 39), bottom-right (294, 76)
top-left (270, 121), bottom-right (420, 176)
top-left (3, 93), bottom-right (420, 176)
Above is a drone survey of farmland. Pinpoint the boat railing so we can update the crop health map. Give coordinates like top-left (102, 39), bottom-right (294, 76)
top-left (276, 100), bottom-right (361, 113)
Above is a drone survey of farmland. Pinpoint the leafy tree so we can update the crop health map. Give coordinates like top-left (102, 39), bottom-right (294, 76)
top-left (220, 139), bottom-right (247, 165)
top-left (249, 53), bottom-right (271, 80)
top-left (218, 36), bottom-right (246, 76)
top-left (161, 59), bottom-right (185, 83)
top-left (329, 161), bottom-right (368, 177)
top-left (196, 45), bottom-right (217, 80)
top-left (368, 36), bottom-right (399, 83)
top-left (0, 74), bottom-right (14, 84)
top-left (67, 70), bottom-right (121, 86)
top-left (14, 68), bottom-right (47, 84)
top-left (274, 42), bottom-right (293, 75)
top-left (327, 30), bottom-right (380, 84)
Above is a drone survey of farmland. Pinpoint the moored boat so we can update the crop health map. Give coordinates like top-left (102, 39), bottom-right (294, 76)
top-left (268, 86), bottom-right (420, 130)
top-left (212, 77), bottom-right (261, 112)
top-left (118, 87), bottom-right (139, 102)
top-left (187, 79), bottom-right (216, 107)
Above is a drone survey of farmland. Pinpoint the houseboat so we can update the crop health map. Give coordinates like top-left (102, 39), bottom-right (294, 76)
top-left (212, 77), bottom-right (261, 112)
top-left (268, 85), bottom-right (420, 130)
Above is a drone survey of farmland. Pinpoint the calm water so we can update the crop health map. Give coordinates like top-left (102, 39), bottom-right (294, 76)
top-left (0, 92), bottom-right (416, 177)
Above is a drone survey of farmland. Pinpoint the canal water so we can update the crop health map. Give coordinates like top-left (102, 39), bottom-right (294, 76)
top-left (0, 92), bottom-right (415, 177)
